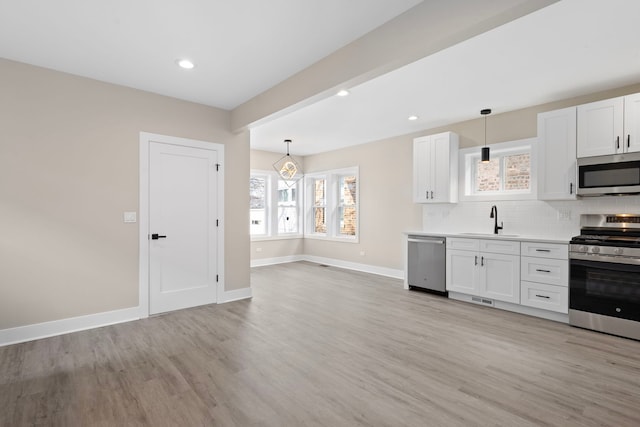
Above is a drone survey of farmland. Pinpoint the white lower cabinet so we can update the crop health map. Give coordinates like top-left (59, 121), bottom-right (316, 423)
top-left (519, 242), bottom-right (568, 314)
top-left (521, 281), bottom-right (568, 313)
top-left (446, 238), bottom-right (520, 304)
top-left (446, 238), bottom-right (569, 316)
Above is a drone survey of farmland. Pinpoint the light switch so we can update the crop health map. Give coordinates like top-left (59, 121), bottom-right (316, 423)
top-left (123, 211), bottom-right (137, 223)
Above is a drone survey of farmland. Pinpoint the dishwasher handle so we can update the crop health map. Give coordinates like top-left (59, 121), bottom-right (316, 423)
top-left (408, 237), bottom-right (445, 244)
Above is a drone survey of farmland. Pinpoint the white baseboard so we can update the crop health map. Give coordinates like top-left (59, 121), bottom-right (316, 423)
top-left (0, 306), bottom-right (141, 347)
top-left (302, 255), bottom-right (404, 279)
top-left (251, 255), bottom-right (304, 268)
top-left (221, 286), bottom-right (253, 303)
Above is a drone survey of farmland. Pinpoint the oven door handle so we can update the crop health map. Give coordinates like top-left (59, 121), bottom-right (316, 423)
top-left (570, 254), bottom-right (640, 267)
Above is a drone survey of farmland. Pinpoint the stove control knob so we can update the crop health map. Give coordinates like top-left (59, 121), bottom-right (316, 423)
top-left (591, 246), bottom-right (600, 254)
top-left (578, 245), bottom-right (587, 253)
top-left (614, 248), bottom-right (623, 255)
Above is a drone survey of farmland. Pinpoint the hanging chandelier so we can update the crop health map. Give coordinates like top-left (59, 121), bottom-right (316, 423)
top-left (272, 139), bottom-right (302, 186)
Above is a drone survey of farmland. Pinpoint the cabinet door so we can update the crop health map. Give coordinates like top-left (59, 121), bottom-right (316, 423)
top-left (446, 249), bottom-right (479, 294)
top-left (624, 93), bottom-right (640, 153)
top-left (538, 107), bottom-right (577, 200)
top-left (413, 137), bottom-right (431, 203)
top-left (577, 97), bottom-right (624, 157)
top-left (431, 132), bottom-right (452, 203)
top-left (480, 253), bottom-right (520, 304)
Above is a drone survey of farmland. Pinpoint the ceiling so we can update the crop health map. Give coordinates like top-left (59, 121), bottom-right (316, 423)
top-left (0, 0), bottom-right (421, 110)
top-left (251, 0), bottom-right (640, 155)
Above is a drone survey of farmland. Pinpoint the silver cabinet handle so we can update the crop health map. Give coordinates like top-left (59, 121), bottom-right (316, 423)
top-left (407, 238), bottom-right (444, 244)
top-left (430, 191), bottom-right (434, 199)
top-left (474, 255), bottom-right (478, 266)
top-left (480, 256), bottom-right (484, 266)
top-left (628, 134), bottom-right (631, 149)
top-left (569, 182), bottom-right (573, 194)
top-left (535, 294), bottom-right (551, 299)
top-left (616, 136), bottom-right (620, 149)
top-left (535, 249), bottom-right (551, 252)
top-left (536, 269), bottom-right (551, 273)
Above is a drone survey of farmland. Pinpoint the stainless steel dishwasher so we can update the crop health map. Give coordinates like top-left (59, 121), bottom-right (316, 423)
top-left (407, 235), bottom-right (447, 295)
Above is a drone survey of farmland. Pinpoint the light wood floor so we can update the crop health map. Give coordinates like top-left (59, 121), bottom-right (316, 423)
top-left (2, 261), bottom-right (640, 426)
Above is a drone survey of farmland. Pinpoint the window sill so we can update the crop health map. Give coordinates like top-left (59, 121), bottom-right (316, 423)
top-left (303, 234), bottom-right (359, 244)
top-left (251, 235), bottom-right (303, 242)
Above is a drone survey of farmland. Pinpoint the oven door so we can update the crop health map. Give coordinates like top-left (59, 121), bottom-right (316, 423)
top-left (570, 258), bottom-right (640, 322)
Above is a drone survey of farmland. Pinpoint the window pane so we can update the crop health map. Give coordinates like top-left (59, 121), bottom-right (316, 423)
top-left (339, 175), bottom-right (357, 205)
top-left (278, 180), bottom-right (298, 234)
top-left (250, 176), bottom-right (266, 235)
top-left (475, 159), bottom-right (500, 192)
top-left (504, 153), bottom-right (531, 190)
top-left (339, 175), bottom-right (357, 237)
top-left (339, 206), bottom-right (357, 236)
top-left (314, 207), bottom-right (326, 233)
top-left (314, 179), bottom-right (326, 206)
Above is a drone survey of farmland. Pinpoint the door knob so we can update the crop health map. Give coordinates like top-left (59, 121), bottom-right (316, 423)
top-left (151, 233), bottom-right (167, 240)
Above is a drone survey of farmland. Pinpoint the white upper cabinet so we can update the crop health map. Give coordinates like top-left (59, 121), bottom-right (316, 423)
top-left (537, 107), bottom-right (577, 200)
top-left (577, 93), bottom-right (640, 158)
top-left (413, 131), bottom-right (459, 203)
top-left (624, 93), bottom-right (640, 153)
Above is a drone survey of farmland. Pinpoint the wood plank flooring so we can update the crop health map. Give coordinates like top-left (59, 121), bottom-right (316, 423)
top-left (2, 261), bottom-right (640, 426)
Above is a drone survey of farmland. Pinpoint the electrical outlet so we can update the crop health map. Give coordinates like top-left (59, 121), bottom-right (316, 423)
top-left (557, 209), bottom-right (572, 221)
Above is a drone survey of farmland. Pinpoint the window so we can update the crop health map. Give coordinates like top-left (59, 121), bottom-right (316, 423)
top-left (250, 170), bottom-right (302, 239)
top-left (305, 167), bottom-right (359, 241)
top-left (250, 174), bottom-right (267, 235)
top-left (460, 138), bottom-right (537, 201)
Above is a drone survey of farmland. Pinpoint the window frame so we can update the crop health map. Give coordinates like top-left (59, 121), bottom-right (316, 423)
top-left (250, 169), bottom-right (303, 241)
top-left (304, 167), bottom-right (359, 242)
top-left (459, 138), bottom-right (538, 202)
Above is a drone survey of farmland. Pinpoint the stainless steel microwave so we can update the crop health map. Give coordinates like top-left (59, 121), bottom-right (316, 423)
top-left (577, 152), bottom-right (640, 196)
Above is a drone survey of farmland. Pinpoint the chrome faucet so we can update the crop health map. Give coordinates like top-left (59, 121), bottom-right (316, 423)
top-left (490, 205), bottom-right (503, 234)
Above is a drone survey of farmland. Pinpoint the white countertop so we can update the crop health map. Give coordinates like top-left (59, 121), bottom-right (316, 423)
top-left (404, 231), bottom-right (570, 244)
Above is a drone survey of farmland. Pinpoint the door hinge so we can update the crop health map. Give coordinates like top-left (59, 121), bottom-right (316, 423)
top-left (216, 163), bottom-right (220, 171)
top-left (216, 274), bottom-right (219, 282)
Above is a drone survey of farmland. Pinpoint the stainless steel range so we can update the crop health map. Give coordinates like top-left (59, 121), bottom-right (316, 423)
top-left (569, 214), bottom-right (640, 341)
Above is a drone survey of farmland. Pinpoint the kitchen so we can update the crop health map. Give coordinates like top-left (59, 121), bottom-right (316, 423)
top-left (3, 0), bottom-right (640, 425)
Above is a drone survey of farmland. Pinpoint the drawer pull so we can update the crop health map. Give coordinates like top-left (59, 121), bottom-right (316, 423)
top-left (536, 269), bottom-right (551, 273)
top-left (535, 294), bottom-right (551, 299)
top-left (535, 249), bottom-right (551, 252)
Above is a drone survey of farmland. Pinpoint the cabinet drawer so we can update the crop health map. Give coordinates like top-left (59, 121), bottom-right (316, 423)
top-left (447, 238), bottom-right (479, 251)
top-left (521, 242), bottom-right (568, 259)
top-left (521, 256), bottom-right (568, 287)
top-left (480, 239), bottom-right (520, 255)
top-left (521, 281), bottom-right (568, 313)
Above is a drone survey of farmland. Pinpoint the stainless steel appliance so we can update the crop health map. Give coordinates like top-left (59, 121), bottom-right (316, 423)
top-left (407, 235), bottom-right (447, 295)
top-left (569, 214), bottom-right (640, 340)
top-left (577, 152), bottom-right (640, 196)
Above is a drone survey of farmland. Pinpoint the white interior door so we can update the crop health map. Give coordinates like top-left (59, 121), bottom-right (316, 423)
top-left (149, 141), bottom-right (219, 315)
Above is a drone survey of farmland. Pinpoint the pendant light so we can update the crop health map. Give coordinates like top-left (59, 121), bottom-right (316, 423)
top-left (272, 139), bottom-right (302, 187)
top-left (481, 108), bottom-right (492, 163)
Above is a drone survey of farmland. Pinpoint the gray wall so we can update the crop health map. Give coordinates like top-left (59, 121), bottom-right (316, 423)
top-left (0, 59), bottom-right (250, 330)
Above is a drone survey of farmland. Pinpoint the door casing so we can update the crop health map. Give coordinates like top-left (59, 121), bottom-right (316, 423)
top-left (139, 132), bottom-right (224, 317)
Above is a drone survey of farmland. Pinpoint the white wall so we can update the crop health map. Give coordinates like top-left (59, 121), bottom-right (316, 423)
top-left (421, 198), bottom-right (640, 240)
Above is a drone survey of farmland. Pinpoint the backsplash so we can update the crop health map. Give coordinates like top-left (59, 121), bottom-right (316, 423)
top-left (422, 196), bottom-right (640, 240)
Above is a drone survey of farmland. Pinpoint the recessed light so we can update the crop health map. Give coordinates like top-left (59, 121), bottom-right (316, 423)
top-left (177, 59), bottom-right (195, 69)
top-left (336, 89), bottom-right (350, 97)
top-left (408, 115), bottom-right (419, 121)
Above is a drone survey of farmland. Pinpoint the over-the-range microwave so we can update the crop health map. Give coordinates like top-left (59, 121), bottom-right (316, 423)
top-left (577, 152), bottom-right (640, 196)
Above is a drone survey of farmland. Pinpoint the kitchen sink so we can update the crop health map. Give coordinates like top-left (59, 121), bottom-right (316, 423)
top-left (460, 232), bottom-right (520, 237)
